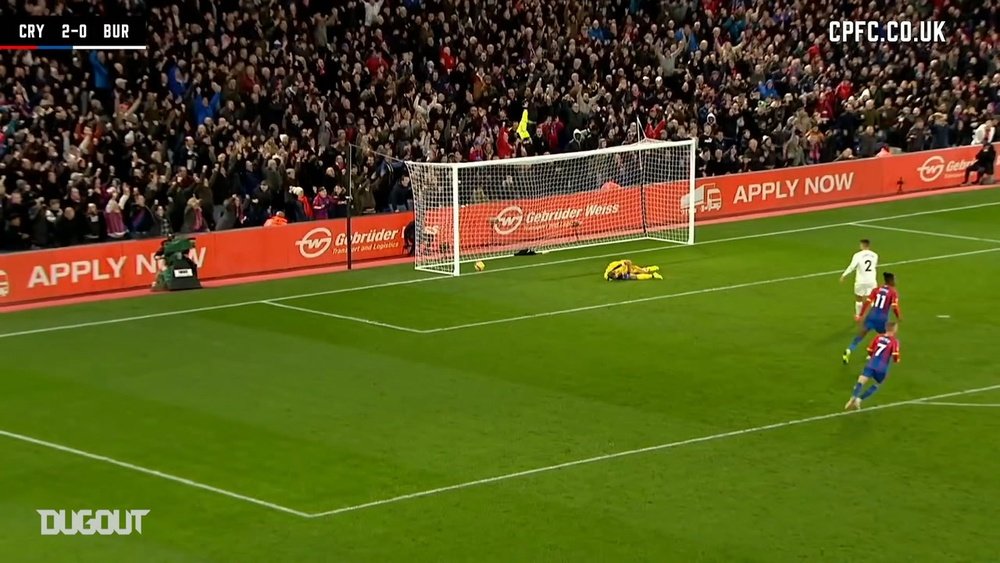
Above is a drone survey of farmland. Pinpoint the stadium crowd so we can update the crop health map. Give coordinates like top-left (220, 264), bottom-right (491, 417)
top-left (1, 0), bottom-right (999, 251)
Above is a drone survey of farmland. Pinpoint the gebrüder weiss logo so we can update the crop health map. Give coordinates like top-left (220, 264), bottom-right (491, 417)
top-left (917, 156), bottom-right (946, 182)
top-left (295, 227), bottom-right (333, 259)
top-left (493, 206), bottom-right (524, 235)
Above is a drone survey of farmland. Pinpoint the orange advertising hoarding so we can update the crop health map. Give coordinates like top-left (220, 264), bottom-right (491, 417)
top-left (691, 145), bottom-right (990, 220)
top-left (879, 146), bottom-right (984, 192)
top-left (0, 146), bottom-right (990, 306)
top-left (0, 213), bottom-right (412, 305)
top-left (691, 158), bottom-right (882, 219)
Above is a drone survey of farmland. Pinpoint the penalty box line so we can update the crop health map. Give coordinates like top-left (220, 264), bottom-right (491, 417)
top-left (913, 402), bottom-right (1000, 408)
top-left (854, 221), bottom-right (1000, 244)
top-left (850, 222), bottom-right (1000, 245)
top-left (260, 301), bottom-right (425, 333)
top-left (0, 428), bottom-right (311, 518)
top-left (307, 383), bottom-right (1000, 518)
top-left (421, 246), bottom-right (1000, 334)
top-left (1, 200), bottom-right (998, 340)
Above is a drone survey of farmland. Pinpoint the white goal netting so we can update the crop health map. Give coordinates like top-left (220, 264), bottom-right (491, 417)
top-left (407, 139), bottom-right (696, 275)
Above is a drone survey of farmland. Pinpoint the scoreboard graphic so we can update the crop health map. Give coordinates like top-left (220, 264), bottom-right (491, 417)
top-left (0, 16), bottom-right (146, 50)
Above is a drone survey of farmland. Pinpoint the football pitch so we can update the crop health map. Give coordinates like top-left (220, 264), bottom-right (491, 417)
top-left (2, 188), bottom-right (999, 562)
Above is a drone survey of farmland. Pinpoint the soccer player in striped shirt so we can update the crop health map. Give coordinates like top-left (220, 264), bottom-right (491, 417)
top-left (845, 322), bottom-right (900, 410)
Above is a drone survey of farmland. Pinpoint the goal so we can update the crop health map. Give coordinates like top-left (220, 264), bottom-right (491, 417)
top-left (406, 139), bottom-right (697, 276)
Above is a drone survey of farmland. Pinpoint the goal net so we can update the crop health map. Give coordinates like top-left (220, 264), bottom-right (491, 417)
top-left (406, 139), bottom-right (696, 276)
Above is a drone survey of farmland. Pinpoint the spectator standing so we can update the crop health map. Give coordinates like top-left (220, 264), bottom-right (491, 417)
top-left (784, 133), bottom-right (806, 167)
top-left (105, 199), bottom-right (128, 240)
top-left (906, 119), bottom-right (928, 153)
top-left (3, 216), bottom-right (30, 251)
top-left (83, 203), bottom-right (105, 243)
top-left (313, 187), bottom-right (332, 220)
top-left (153, 206), bottom-right (172, 238)
top-left (28, 199), bottom-right (54, 249)
top-left (217, 196), bottom-right (242, 231)
top-left (127, 194), bottom-right (155, 237)
top-left (55, 206), bottom-right (82, 247)
top-left (332, 185), bottom-right (350, 218)
top-left (857, 126), bottom-right (879, 158)
top-left (930, 113), bottom-right (951, 149)
top-left (181, 197), bottom-right (207, 233)
top-left (289, 187), bottom-right (312, 222)
top-left (743, 138), bottom-right (764, 171)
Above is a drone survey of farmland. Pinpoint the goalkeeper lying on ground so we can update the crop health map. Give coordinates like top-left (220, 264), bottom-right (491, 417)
top-left (604, 260), bottom-right (662, 281)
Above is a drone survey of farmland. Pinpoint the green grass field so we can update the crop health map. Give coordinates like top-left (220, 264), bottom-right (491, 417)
top-left (2, 188), bottom-right (999, 562)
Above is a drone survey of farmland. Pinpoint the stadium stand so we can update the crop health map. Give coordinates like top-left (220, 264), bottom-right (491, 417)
top-left (1, 0), bottom-right (998, 250)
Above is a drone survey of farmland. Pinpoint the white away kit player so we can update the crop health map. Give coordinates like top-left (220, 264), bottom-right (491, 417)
top-left (839, 239), bottom-right (879, 318)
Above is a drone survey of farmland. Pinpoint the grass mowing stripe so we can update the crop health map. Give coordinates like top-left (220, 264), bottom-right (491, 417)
top-left (851, 222), bottom-right (1000, 244)
top-left (261, 301), bottom-right (425, 333)
top-left (1, 199), bottom-right (997, 340)
top-left (307, 383), bottom-right (1000, 518)
top-left (2, 383), bottom-right (997, 520)
top-left (0, 428), bottom-right (311, 518)
top-left (423, 247), bottom-right (1000, 333)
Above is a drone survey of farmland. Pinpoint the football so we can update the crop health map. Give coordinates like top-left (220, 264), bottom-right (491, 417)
top-left (475, 261), bottom-right (486, 272)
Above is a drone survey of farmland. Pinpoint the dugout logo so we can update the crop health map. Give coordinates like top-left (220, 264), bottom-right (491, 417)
top-left (493, 206), bottom-right (524, 235)
top-left (0, 269), bottom-right (9, 298)
top-left (295, 227), bottom-right (334, 259)
top-left (917, 156), bottom-right (946, 182)
top-left (37, 509), bottom-right (149, 536)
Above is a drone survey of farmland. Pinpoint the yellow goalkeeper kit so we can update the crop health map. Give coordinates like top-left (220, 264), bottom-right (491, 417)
top-left (604, 260), bottom-right (662, 281)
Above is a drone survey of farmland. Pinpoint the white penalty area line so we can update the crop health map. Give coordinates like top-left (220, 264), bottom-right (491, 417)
top-left (307, 383), bottom-right (1000, 518)
top-left (420, 246), bottom-right (1000, 333)
top-left (0, 200), bottom-right (997, 340)
top-left (851, 222), bottom-right (1000, 245)
top-left (4, 385), bottom-right (998, 519)
top-left (913, 401), bottom-right (1000, 408)
top-left (0, 429), bottom-right (311, 518)
top-left (261, 300), bottom-right (425, 333)
top-left (0, 302), bottom-right (253, 340)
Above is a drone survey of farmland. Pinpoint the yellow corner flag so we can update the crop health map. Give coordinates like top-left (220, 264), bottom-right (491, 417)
top-left (516, 109), bottom-right (531, 140)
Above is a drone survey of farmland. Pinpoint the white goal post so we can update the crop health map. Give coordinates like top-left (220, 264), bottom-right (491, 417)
top-left (406, 139), bottom-right (697, 276)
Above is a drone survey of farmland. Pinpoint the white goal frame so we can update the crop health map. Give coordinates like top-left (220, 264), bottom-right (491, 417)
top-left (407, 139), bottom-right (697, 276)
